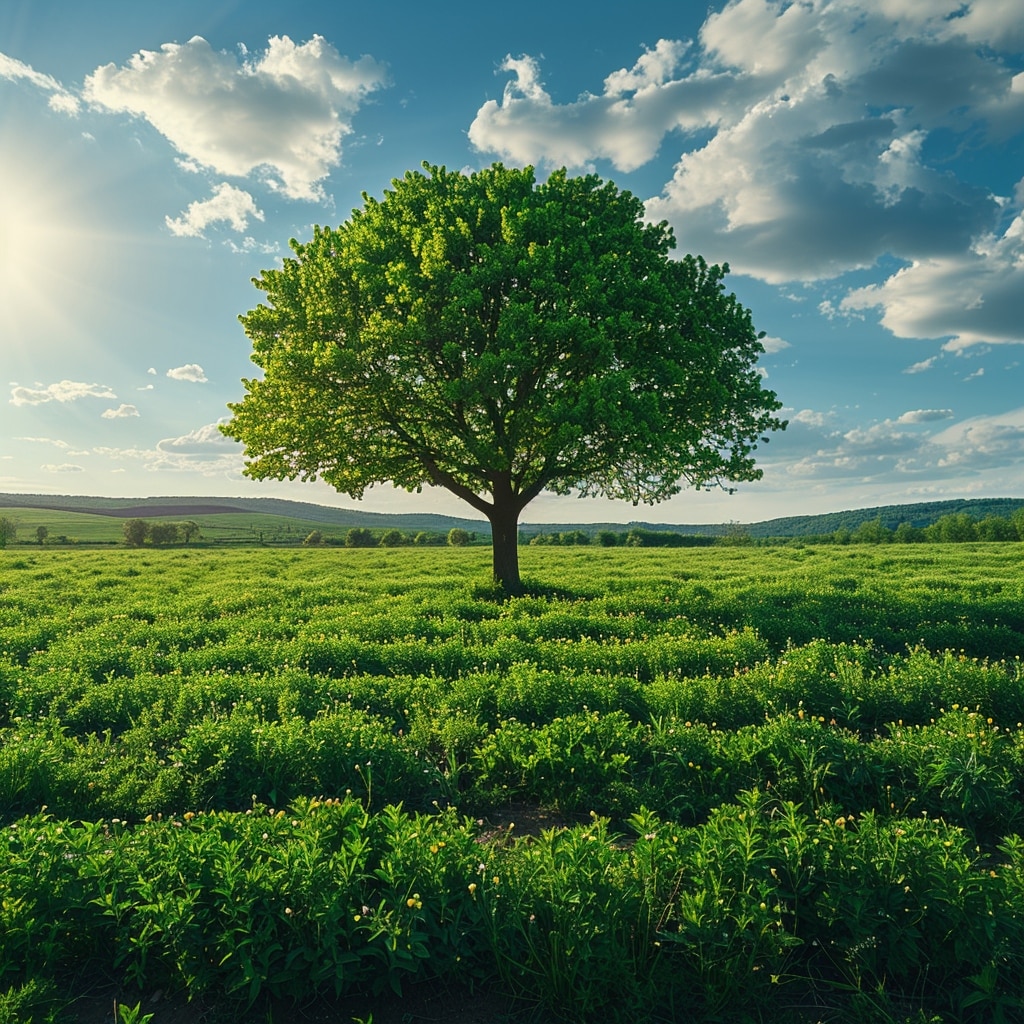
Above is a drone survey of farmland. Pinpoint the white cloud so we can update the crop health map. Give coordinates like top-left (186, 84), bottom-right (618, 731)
top-left (790, 408), bottom-right (834, 428)
top-left (101, 404), bottom-right (140, 419)
top-left (469, 1), bottom-right (1023, 348)
top-left (0, 51), bottom-right (80, 113)
top-left (17, 436), bottom-right (72, 449)
top-left (897, 409), bottom-right (954, 424)
top-left (700, 0), bottom-right (827, 77)
top-left (41, 463), bottom-right (84, 473)
top-left (903, 357), bottom-right (936, 374)
top-left (760, 335), bottom-right (791, 353)
top-left (166, 182), bottom-right (264, 237)
top-left (930, 408), bottom-right (1024, 470)
top-left (83, 34), bottom-right (388, 200)
top-left (767, 403), bottom-right (1024, 487)
top-left (469, 45), bottom-right (747, 173)
top-left (965, 367), bottom-right (985, 380)
top-left (840, 420), bottom-right (921, 458)
top-left (10, 380), bottom-right (116, 406)
top-left (157, 421), bottom-right (238, 457)
top-left (944, 0), bottom-right (1024, 51)
top-left (166, 364), bottom-right (207, 383)
top-left (95, 421), bottom-right (242, 476)
top-left (225, 235), bottom-right (281, 255)
top-left (841, 205), bottom-right (1024, 350)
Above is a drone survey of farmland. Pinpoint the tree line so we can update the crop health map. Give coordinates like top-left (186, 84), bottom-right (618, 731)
top-left (794, 510), bottom-right (1024, 545)
top-left (525, 528), bottom-right (723, 547)
top-left (302, 527), bottom-right (478, 548)
top-left (122, 519), bottom-right (201, 547)
top-left (523, 512), bottom-right (1024, 548)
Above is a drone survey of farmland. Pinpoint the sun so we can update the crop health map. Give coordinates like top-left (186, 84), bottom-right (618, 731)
top-left (0, 138), bottom-right (110, 354)
top-left (0, 175), bottom-right (53, 296)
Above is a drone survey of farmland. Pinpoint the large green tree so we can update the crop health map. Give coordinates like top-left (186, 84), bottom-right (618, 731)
top-left (224, 163), bottom-right (785, 591)
top-left (0, 516), bottom-right (16, 548)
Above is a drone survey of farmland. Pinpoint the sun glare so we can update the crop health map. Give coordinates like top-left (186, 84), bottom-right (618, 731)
top-left (0, 156), bottom-right (105, 351)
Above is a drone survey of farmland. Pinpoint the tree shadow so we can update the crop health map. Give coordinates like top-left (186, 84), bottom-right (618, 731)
top-left (471, 576), bottom-right (585, 603)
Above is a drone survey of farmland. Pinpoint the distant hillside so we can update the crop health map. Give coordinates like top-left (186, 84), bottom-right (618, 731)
top-left (0, 493), bottom-right (489, 536)
top-left (3, 492), bottom-right (1023, 541)
top-left (744, 497), bottom-right (1024, 538)
top-left (523, 498), bottom-right (1024, 538)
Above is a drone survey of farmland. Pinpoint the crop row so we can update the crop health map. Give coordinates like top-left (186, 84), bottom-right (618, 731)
top-left (3, 685), bottom-right (1023, 847)
top-left (3, 795), bottom-right (1023, 1023)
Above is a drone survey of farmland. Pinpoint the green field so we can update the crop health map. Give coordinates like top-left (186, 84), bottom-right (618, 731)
top-left (1, 507), bottom-right (368, 545)
top-left (2, 544), bottom-right (1024, 1022)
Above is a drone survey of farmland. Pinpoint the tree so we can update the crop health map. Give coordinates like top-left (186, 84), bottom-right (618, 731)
top-left (379, 528), bottom-right (405, 547)
top-left (123, 519), bottom-right (149, 547)
top-left (852, 517), bottom-right (890, 544)
top-left (893, 522), bottom-right (924, 544)
top-left (0, 516), bottom-right (15, 548)
top-left (149, 522), bottom-right (180, 546)
top-left (447, 527), bottom-right (470, 547)
top-left (303, 529), bottom-right (324, 546)
top-left (345, 527), bottom-right (375, 548)
top-left (976, 515), bottom-right (1016, 542)
top-left (1013, 508), bottom-right (1024, 541)
top-left (929, 513), bottom-right (977, 543)
top-left (223, 163), bottom-right (785, 592)
top-left (35, 525), bottom-right (48, 546)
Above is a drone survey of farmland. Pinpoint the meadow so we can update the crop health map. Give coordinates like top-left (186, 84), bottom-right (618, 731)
top-left (2, 544), bottom-right (1024, 1022)
top-left (1, 507), bottom-right (332, 546)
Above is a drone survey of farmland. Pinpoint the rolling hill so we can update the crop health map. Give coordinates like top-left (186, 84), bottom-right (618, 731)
top-left (2, 492), bottom-right (1023, 542)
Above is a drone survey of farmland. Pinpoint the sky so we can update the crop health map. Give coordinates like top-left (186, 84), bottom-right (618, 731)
top-left (2, 0), bottom-right (1023, 527)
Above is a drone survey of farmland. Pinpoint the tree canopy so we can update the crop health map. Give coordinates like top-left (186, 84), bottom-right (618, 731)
top-left (223, 162), bottom-right (785, 590)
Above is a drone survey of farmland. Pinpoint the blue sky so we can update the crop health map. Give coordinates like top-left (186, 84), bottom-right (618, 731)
top-left (2, 0), bottom-right (1023, 526)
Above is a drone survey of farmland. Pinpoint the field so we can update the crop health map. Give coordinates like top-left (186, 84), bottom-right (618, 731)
top-left (2, 544), bottom-right (1024, 1023)
top-left (1, 507), bottom-right (339, 546)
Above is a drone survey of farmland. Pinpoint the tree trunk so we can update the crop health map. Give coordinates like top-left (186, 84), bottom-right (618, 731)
top-left (488, 500), bottom-right (522, 594)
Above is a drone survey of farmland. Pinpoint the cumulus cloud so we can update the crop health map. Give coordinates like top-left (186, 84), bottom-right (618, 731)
top-left (101, 404), bottom-right (140, 419)
top-left (96, 421), bottom-right (242, 476)
top-left (766, 402), bottom-right (1024, 489)
top-left (842, 204), bottom-right (1024, 349)
top-left (166, 364), bottom-right (207, 383)
top-left (469, 44), bottom-right (749, 173)
top-left (166, 182), bottom-right (264, 237)
top-left (789, 408), bottom-right (836, 429)
top-left (41, 463), bottom-right (84, 473)
top-left (470, 0), bottom-right (1024, 348)
top-left (930, 409), bottom-right (1024, 470)
top-left (10, 380), bottom-right (116, 406)
top-left (760, 335), bottom-right (791, 353)
top-left (157, 421), bottom-right (238, 457)
top-left (83, 34), bottom-right (388, 200)
top-left (0, 51), bottom-right (80, 113)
